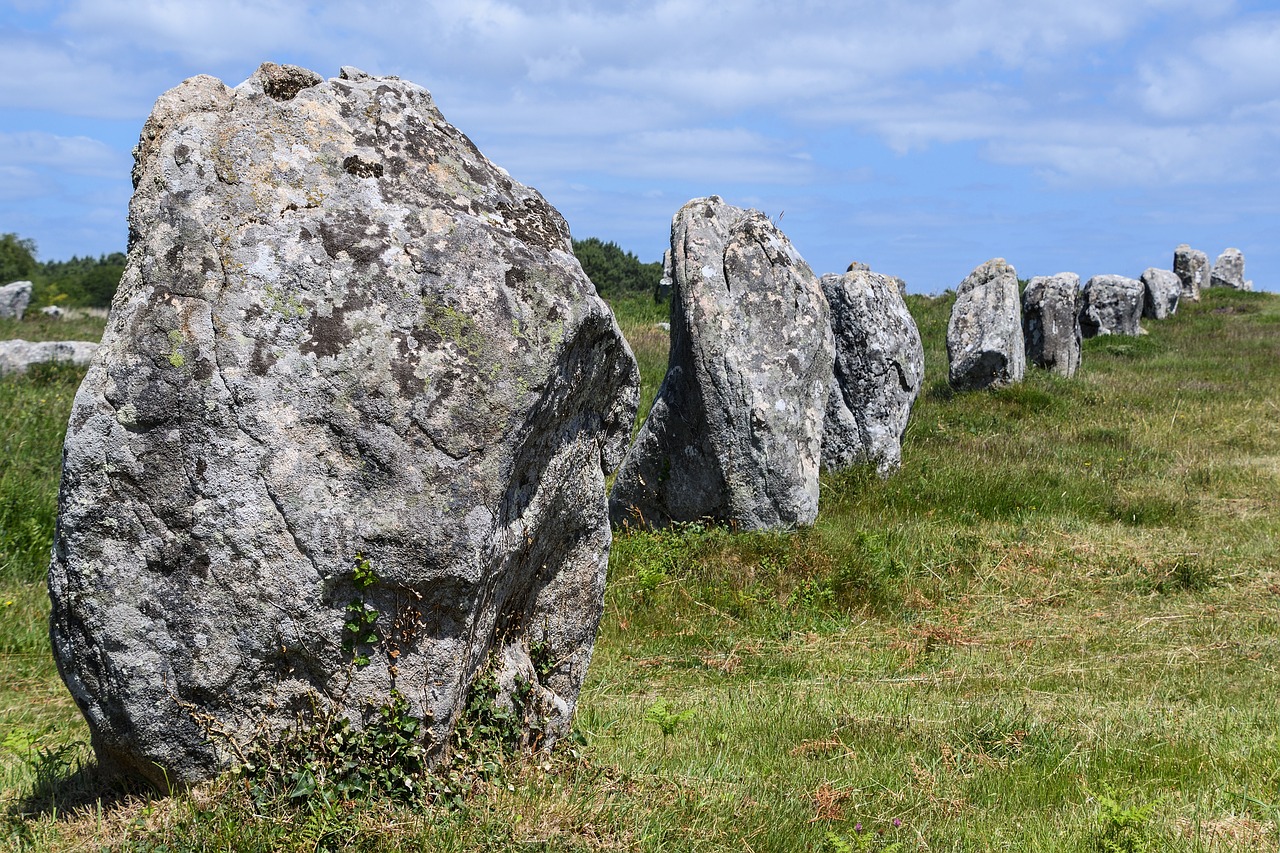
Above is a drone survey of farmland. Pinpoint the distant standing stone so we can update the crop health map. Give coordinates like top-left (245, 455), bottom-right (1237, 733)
top-left (1211, 248), bottom-right (1251, 291)
top-left (48, 64), bottom-right (639, 791)
top-left (1080, 275), bottom-right (1144, 337)
top-left (1140, 268), bottom-right (1181, 320)
top-left (1173, 245), bottom-right (1208, 302)
top-left (654, 249), bottom-right (673, 302)
top-left (0, 280), bottom-right (32, 320)
top-left (41, 305), bottom-right (65, 318)
top-left (821, 269), bottom-right (924, 475)
top-left (1021, 272), bottom-right (1081, 378)
top-left (0, 339), bottom-right (98, 375)
top-left (609, 196), bottom-right (834, 530)
top-left (946, 258), bottom-right (1025, 390)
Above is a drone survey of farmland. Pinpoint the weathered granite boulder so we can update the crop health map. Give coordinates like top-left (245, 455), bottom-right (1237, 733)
top-left (608, 196), bottom-right (833, 530)
top-left (1021, 273), bottom-right (1081, 377)
top-left (41, 305), bottom-right (66, 318)
top-left (48, 63), bottom-right (639, 791)
top-left (1211, 248), bottom-right (1251, 290)
top-left (946, 258), bottom-right (1024, 390)
top-left (1140, 268), bottom-right (1180, 320)
top-left (820, 269), bottom-right (923, 475)
top-left (1173, 245), bottom-right (1208, 302)
top-left (1080, 275), bottom-right (1144, 337)
top-left (0, 280), bottom-right (32, 320)
top-left (0, 339), bottom-right (98, 375)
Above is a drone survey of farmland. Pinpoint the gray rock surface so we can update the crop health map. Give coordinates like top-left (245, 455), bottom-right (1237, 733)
top-left (0, 339), bottom-right (98, 375)
top-left (0, 280), bottom-right (32, 320)
top-left (48, 63), bottom-right (639, 791)
top-left (1211, 248), bottom-right (1250, 290)
top-left (1080, 275), bottom-right (1144, 337)
top-left (1140, 268), bottom-right (1180, 320)
top-left (41, 305), bottom-right (65, 318)
top-left (608, 196), bottom-right (833, 531)
top-left (946, 258), bottom-right (1024, 390)
top-left (1173, 245), bottom-right (1208, 302)
top-left (820, 269), bottom-right (923, 475)
top-left (1021, 273), bottom-right (1081, 378)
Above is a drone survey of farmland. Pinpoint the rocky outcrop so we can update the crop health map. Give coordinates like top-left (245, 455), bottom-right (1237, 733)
top-left (1173, 245), bottom-right (1208, 302)
top-left (946, 258), bottom-right (1024, 390)
top-left (608, 196), bottom-right (833, 531)
top-left (1021, 273), bottom-right (1081, 378)
top-left (1211, 248), bottom-right (1251, 291)
top-left (0, 281), bottom-right (32, 320)
top-left (1080, 275), bottom-right (1144, 337)
top-left (820, 269), bottom-right (923, 475)
top-left (0, 339), bottom-right (98, 375)
top-left (48, 64), bottom-right (639, 791)
top-left (1140, 268), bottom-right (1181, 320)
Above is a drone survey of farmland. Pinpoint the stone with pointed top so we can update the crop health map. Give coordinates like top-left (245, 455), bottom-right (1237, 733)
top-left (946, 258), bottom-right (1024, 390)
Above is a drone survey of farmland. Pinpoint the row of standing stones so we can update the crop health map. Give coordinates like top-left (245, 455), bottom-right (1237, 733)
top-left (44, 64), bottom-right (923, 793)
top-left (0, 281), bottom-right (99, 373)
top-left (37, 63), bottom-right (1250, 793)
top-left (947, 245), bottom-right (1251, 390)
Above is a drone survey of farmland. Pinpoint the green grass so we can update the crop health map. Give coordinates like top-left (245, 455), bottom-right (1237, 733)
top-left (3, 289), bottom-right (1279, 851)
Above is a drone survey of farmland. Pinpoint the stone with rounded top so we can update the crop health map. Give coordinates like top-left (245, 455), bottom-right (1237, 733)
top-left (946, 258), bottom-right (1024, 391)
top-left (608, 196), bottom-right (833, 531)
top-left (1211, 248), bottom-right (1250, 291)
top-left (49, 63), bottom-right (639, 791)
top-left (0, 280), bottom-right (32, 320)
top-left (820, 269), bottom-right (923, 475)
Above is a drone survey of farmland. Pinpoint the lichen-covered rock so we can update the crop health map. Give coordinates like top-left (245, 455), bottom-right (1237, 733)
top-left (820, 269), bottom-right (923, 475)
top-left (1021, 273), bottom-right (1081, 378)
top-left (1140, 268), bottom-right (1180, 320)
top-left (1173, 245), bottom-right (1208, 302)
top-left (48, 63), bottom-right (639, 791)
top-left (1080, 275), bottom-right (1144, 337)
top-left (654, 249), bottom-right (673, 301)
top-left (946, 258), bottom-right (1024, 390)
top-left (608, 196), bottom-right (833, 530)
top-left (0, 280), bottom-right (32, 320)
top-left (0, 339), bottom-right (98, 375)
top-left (1211, 248), bottom-right (1251, 290)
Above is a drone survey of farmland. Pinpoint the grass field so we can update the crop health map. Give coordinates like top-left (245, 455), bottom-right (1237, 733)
top-left (2, 288), bottom-right (1278, 851)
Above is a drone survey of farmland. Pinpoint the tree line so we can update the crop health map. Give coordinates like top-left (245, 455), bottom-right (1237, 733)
top-left (1, 233), bottom-right (124, 309)
top-left (1, 232), bottom-right (660, 310)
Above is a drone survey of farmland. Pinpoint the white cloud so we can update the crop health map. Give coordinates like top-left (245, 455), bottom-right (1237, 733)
top-left (1137, 16), bottom-right (1280, 118)
top-left (0, 131), bottom-right (130, 178)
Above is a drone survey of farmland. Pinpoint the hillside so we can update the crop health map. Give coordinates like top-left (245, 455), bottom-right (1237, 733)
top-left (2, 288), bottom-right (1278, 851)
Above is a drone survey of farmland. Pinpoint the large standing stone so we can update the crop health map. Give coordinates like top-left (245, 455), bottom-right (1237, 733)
top-left (1173, 245), bottom-right (1208, 302)
top-left (0, 280), bottom-right (32, 320)
top-left (608, 196), bottom-right (833, 530)
top-left (1079, 275), bottom-right (1144, 337)
top-left (653, 249), bottom-right (673, 302)
top-left (1021, 272), bottom-right (1081, 378)
top-left (1211, 248), bottom-right (1251, 291)
top-left (1140, 268), bottom-right (1181, 320)
top-left (820, 269), bottom-right (923, 475)
top-left (48, 64), bottom-right (639, 791)
top-left (0, 339), bottom-right (99, 375)
top-left (946, 258), bottom-right (1024, 390)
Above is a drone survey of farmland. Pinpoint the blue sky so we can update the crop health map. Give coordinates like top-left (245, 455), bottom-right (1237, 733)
top-left (1, 0), bottom-right (1277, 293)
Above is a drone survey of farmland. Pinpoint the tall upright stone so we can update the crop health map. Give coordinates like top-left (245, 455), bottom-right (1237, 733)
top-left (0, 280), bottom-right (32, 320)
top-left (1173, 245), bottom-right (1208, 302)
top-left (1140, 268), bottom-right (1181, 320)
top-left (1021, 272), bottom-right (1081, 378)
top-left (608, 196), bottom-right (833, 531)
top-left (48, 64), bottom-right (639, 790)
top-left (1211, 248), bottom-right (1251, 291)
top-left (1080, 275), bottom-right (1144, 337)
top-left (821, 269), bottom-right (923, 475)
top-left (946, 258), bottom-right (1024, 391)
